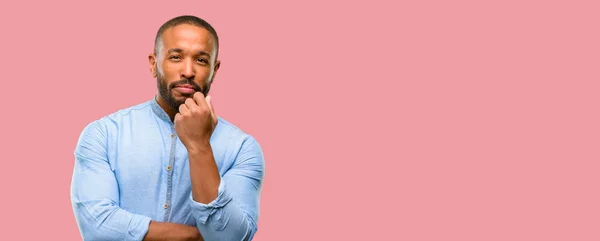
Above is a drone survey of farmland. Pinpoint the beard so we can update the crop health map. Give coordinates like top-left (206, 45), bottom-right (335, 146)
top-left (157, 71), bottom-right (211, 111)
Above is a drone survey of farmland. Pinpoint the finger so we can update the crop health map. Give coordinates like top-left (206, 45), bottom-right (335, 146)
top-left (205, 95), bottom-right (218, 124)
top-left (178, 103), bottom-right (190, 115)
top-left (193, 91), bottom-right (209, 111)
top-left (174, 113), bottom-right (182, 125)
top-left (184, 97), bottom-right (198, 112)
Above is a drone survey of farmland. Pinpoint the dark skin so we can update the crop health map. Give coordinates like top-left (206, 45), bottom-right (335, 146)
top-left (143, 24), bottom-right (222, 241)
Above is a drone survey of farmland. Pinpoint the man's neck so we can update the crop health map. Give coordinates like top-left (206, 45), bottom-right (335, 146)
top-left (155, 95), bottom-right (177, 123)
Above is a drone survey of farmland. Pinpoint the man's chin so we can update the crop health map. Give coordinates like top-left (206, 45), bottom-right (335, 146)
top-left (167, 94), bottom-right (192, 108)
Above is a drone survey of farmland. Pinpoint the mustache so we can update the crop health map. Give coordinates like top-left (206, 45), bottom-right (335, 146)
top-left (169, 78), bottom-right (204, 93)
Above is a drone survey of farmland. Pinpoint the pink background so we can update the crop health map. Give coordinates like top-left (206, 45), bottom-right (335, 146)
top-left (1, 0), bottom-right (599, 240)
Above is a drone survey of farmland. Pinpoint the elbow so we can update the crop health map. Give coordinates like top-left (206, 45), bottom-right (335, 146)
top-left (245, 218), bottom-right (259, 241)
top-left (72, 201), bottom-right (128, 241)
top-left (237, 215), bottom-right (258, 241)
top-left (198, 214), bottom-right (258, 241)
top-left (72, 206), bottom-right (109, 241)
top-left (79, 232), bottom-right (110, 241)
top-left (74, 218), bottom-right (115, 241)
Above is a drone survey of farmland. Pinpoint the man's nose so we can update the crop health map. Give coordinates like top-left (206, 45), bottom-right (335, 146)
top-left (181, 59), bottom-right (195, 79)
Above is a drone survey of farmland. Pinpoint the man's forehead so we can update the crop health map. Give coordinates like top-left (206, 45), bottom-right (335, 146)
top-left (161, 24), bottom-right (216, 50)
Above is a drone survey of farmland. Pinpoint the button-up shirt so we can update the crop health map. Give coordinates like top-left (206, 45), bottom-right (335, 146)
top-left (70, 97), bottom-right (265, 241)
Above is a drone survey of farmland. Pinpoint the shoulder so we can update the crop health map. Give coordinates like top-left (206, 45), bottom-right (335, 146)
top-left (81, 100), bottom-right (153, 131)
top-left (103, 100), bottom-right (153, 124)
top-left (214, 116), bottom-right (261, 146)
top-left (214, 117), bottom-right (264, 163)
top-left (76, 100), bottom-right (153, 142)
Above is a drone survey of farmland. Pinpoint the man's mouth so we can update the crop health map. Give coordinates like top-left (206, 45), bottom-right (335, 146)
top-left (174, 84), bottom-right (197, 94)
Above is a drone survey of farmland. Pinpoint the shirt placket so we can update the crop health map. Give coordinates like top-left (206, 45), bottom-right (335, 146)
top-left (163, 131), bottom-right (177, 221)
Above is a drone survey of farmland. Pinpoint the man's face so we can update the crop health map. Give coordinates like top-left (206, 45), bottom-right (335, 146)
top-left (149, 24), bottom-right (220, 110)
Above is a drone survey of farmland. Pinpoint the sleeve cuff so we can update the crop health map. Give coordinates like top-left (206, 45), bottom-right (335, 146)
top-left (127, 215), bottom-right (152, 241)
top-left (189, 179), bottom-right (233, 224)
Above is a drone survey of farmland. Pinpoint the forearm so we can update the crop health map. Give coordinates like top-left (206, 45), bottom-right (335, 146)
top-left (143, 221), bottom-right (203, 241)
top-left (188, 145), bottom-right (221, 204)
top-left (186, 136), bottom-right (264, 240)
top-left (187, 174), bottom-right (260, 241)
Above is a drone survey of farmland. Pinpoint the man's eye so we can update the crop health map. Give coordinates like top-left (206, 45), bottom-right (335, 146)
top-left (196, 58), bottom-right (208, 64)
top-left (169, 56), bottom-right (181, 60)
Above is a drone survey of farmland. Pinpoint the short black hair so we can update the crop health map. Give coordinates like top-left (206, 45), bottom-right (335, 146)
top-left (154, 15), bottom-right (219, 59)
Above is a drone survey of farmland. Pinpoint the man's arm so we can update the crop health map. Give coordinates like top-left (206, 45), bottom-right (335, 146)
top-left (70, 120), bottom-right (202, 241)
top-left (143, 221), bottom-right (203, 241)
top-left (188, 136), bottom-right (265, 241)
top-left (174, 94), bottom-right (265, 241)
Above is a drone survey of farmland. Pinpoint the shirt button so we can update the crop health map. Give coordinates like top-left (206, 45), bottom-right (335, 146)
top-left (170, 134), bottom-right (175, 138)
top-left (166, 166), bottom-right (172, 171)
top-left (164, 204), bottom-right (169, 209)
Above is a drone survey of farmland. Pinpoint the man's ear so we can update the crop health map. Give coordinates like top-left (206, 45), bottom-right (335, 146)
top-left (205, 60), bottom-right (220, 96)
top-left (149, 53), bottom-right (157, 78)
top-left (211, 60), bottom-right (221, 83)
top-left (215, 60), bottom-right (221, 72)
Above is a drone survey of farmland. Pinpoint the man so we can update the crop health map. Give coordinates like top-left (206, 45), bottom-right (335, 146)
top-left (70, 15), bottom-right (265, 241)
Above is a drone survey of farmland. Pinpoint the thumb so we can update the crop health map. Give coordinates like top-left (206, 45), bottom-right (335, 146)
top-left (174, 113), bottom-right (181, 126)
top-left (205, 95), bottom-right (218, 125)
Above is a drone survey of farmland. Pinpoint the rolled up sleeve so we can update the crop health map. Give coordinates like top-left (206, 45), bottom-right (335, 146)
top-left (70, 120), bottom-right (152, 241)
top-left (189, 136), bottom-right (265, 241)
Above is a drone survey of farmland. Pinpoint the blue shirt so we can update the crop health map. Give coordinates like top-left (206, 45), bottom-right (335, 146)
top-left (70, 97), bottom-right (265, 241)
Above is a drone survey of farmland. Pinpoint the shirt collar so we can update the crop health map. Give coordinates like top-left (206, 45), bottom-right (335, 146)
top-left (150, 95), bottom-right (173, 124)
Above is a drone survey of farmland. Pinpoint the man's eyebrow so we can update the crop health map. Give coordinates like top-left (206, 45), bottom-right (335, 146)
top-left (166, 48), bottom-right (211, 58)
top-left (196, 51), bottom-right (211, 58)
top-left (167, 48), bottom-right (183, 54)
